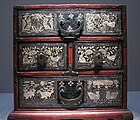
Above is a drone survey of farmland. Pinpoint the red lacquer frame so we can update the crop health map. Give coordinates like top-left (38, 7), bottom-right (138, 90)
top-left (8, 4), bottom-right (133, 120)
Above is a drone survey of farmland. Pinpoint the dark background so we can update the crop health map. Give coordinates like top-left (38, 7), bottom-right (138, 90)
top-left (0, 0), bottom-right (140, 93)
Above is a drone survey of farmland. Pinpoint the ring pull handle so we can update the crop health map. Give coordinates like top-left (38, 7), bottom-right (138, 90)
top-left (58, 84), bottom-right (83, 106)
top-left (58, 20), bottom-right (83, 37)
top-left (57, 13), bottom-right (83, 38)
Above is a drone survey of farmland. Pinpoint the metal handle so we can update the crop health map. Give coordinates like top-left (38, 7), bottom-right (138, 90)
top-left (58, 20), bottom-right (83, 37)
top-left (94, 52), bottom-right (103, 68)
top-left (37, 53), bottom-right (46, 70)
top-left (58, 85), bottom-right (83, 105)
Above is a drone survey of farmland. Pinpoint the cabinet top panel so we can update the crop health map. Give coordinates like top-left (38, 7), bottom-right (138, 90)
top-left (14, 4), bottom-right (126, 9)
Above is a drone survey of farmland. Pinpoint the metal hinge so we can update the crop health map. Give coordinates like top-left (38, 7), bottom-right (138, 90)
top-left (62, 64), bottom-right (79, 76)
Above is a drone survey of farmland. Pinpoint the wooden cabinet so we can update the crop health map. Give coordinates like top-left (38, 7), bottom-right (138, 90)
top-left (8, 4), bottom-right (133, 120)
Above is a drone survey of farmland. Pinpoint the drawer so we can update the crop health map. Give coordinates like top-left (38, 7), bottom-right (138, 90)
top-left (18, 42), bottom-right (68, 71)
top-left (16, 8), bottom-right (122, 37)
top-left (17, 41), bottom-right (123, 71)
top-left (74, 41), bottom-right (123, 70)
top-left (18, 75), bottom-right (123, 109)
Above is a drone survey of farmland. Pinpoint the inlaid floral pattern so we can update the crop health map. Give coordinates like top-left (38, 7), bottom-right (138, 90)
top-left (19, 76), bottom-right (122, 108)
top-left (22, 80), bottom-right (55, 100)
top-left (18, 10), bottom-right (122, 36)
top-left (84, 11), bottom-right (121, 35)
top-left (78, 45), bottom-right (118, 63)
top-left (21, 13), bottom-right (54, 33)
top-left (75, 42), bottom-right (122, 70)
top-left (19, 43), bottom-right (67, 70)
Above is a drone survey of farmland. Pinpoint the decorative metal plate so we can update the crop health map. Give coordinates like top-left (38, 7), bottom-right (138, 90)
top-left (57, 11), bottom-right (83, 37)
top-left (74, 41), bottom-right (123, 70)
top-left (18, 75), bottom-right (122, 109)
top-left (57, 79), bottom-right (84, 107)
top-left (18, 43), bottom-right (67, 71)
top-left (17, 9), bottom-right (122, 37)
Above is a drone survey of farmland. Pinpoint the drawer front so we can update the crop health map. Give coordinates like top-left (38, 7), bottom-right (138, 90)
top-left (18, 41), bottom-right (123, 71)
top-left (18, 43), bottom-right (68, 71)
top-left (74, 41), bottom-right (123, 70)
top-left (18, 75), bottom-right (123, 109)
top-left (17, 9), bottom-right (122, 37)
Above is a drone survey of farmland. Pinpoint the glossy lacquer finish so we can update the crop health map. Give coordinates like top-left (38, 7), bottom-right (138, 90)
top-left (8, 4), bottom-right (133, 120)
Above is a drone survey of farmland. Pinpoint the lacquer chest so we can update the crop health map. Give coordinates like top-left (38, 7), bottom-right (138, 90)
top-left (8, 4), bottom-right (133, 120)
